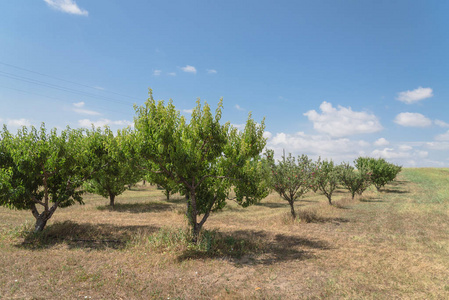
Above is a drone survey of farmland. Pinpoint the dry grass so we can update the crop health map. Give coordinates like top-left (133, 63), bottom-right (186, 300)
top-left (1, 170), bottom-right (449, 299)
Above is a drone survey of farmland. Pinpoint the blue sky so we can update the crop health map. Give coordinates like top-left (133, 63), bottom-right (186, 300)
top-left (1, 0), bottom-right (449, 166)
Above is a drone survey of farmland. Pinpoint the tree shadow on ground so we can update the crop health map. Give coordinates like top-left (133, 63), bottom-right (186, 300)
top-left (16, 220), bottom-right (159, 251)
top-left (165, 197), bottom-right (187, 205)
top-left (97, 201), bottom-right (174, 213)
top-left (255, 202), bottom-right (289, 208)
top-left (177, 229), bottom-right (331, 266)
top-left (360, 197), bottom-right (384, 203)
top-left (381, 188), bottom-right (408, 194)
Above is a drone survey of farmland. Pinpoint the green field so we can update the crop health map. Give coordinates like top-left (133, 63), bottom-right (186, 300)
top-left (1, 168), bottom-right (449, 299)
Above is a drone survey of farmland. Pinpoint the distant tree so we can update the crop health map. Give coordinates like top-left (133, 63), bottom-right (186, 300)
top-left (339, 162), bottom-right (371, 200)
top-left (267, 150), bottom-right (313, 219)
top-left (134, 91), bottom-right (269, 242)
top-left (146, 171), bottom-right (179, 201)
top-left (355, 157), bottom-right (402, 191)
top-left (0, 124), bottom-right (93, 232)
top-left (314, 159), bottom-right (341, 205)
top-left (84, 127), bottom-right (144, 207)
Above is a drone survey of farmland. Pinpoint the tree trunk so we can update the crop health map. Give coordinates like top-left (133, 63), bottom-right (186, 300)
top-left (109, 193), bottom-right (115, 207)
top-left (351, 192), bottom-right (355, 200)
top-left (289, 200), bottom-right (296, 219)
top-left (327, 195), bottom-right (332, 205)
top-left (31, 203), bottom-right (58, 232)
top-left (34, 214), bottom-right (49, 232)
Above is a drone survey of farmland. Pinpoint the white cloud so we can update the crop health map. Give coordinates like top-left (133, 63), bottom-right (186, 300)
top-left (435, 120), bottom-right (449, 128)
top-left (303, 101), bottom-right (382, 137)
top-left (435, 130), bottom-right (449, 141)
top-left (235, 104), bottom-right (244, 111)
top-left (266, 131), bottom-right (370, 162)
top-left (168, 72), bottom-right (176, 76)
top-left (43, 0), bottom-right (88, 16)
top-left (72, 102), bottom-right (100, 115)
top-left (94, 86), bottom-right (105, 90)
top-left (207, 69), bottom-right (217, 74)
top-left (263, 131), bottom-right (272, 140)
top-left (7, 118), bottom-right (32, 127)
top-left (396, 87), bottom-right (433, 104)
top-left (153, 70), bottom-right (161, 76)
top-left (374, 138), bottom-right (389, 146)
top-left (394, 112), bottom-right (432, 127)
top-left (398, 144), bottom-right (413, 151)
top-left (78, 119), bottom-right (133, 128)
top-left (181, 65), bottom-right (197, 74)
top-left (182, 109), bottom-right (193, 114)
top-left (426, 142), bottom-right (449, 150)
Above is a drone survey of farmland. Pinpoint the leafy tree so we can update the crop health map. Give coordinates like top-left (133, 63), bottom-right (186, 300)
top-left (0, 124), bottom-right (93, 232)
top-left (314, 159), bottom-right (341, 205)
top-left (83, 127), bottom-right (144, 207)
top-left (146, 171), bottom-right (179, 201)
top-left (267, 150), bottom-right (313, 219)
top-left (134, 91), bottom-right (269, 242)
top-left (355, 157), bottom-right (402, 191)
top-left (339, 162), bottom-right (371, 199)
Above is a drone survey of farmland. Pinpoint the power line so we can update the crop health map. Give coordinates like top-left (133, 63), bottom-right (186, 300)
top-left (0, 70), bottom-right (136, 106)
top-left (0, 84), bottom-right (133, 117)
top-left (0, 61), bottom-right (139, 101)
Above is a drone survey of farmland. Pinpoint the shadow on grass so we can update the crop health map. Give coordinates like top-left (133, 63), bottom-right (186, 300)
top-left (381, 188), bottom-right (408, 194)
top-left (165, 197), bottom-right (187, 205)
top-left (16, 220), bottom-right (159, 251)
top-left (97, 201), bottom-right (174, 213)
top-left (176, 229), bottom-right (331, 266)
top-left (360, 197), bottom-right (385, 203)
top-left (254, 202), bottom-right (289, 209)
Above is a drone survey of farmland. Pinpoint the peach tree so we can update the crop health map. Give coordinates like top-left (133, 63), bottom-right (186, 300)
top-left (267, 150), bottom-right (313, 219)
top-left (355, 157), bottom-right (401, 191)
top-left (0, 124), bottom-right (95, 232)
top-left (338, 162), bottom-right (371, 199)
top-left (83, 126), bottom-right (144, 207)
top-left (134, 91), bottom-right (269, 242)
top-left (314, 158), bottom-right (341, 205)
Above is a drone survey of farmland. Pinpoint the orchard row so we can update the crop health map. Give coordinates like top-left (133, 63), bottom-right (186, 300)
top-left (0, 92), bottom-right (400, 242)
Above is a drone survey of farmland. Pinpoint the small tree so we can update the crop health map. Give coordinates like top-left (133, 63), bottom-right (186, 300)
top-left (84, 127), bottom-right (143, 207)
top-left (339, 162), bottom-right (371, 200)
top-left (146, 171), bottom-right (179, 201)
top-left (0, 124), bottom-right (93, 232)
top-left (355, 157), bottom-right (401, 191)
top-left (314, 158), bottom-right (341, 205)
top-left (134, 91), bottom-right (269, 242)
top-left (267, 150), bottom-right (313, 219)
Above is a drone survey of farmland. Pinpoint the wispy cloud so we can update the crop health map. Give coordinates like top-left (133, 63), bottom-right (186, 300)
top-left (235, 104), bottom-right (244, 111)
top-left (394, 112), bottom-right (432, 127)
top-left (168, 72), bottom-right (176, 76)
top-left (374, 138), bottom-right (389, 146)
top-left (304, 101), bottom-right (382, 137)
top-left (435, 120), bottom-right (449, 128)
top-left (7, 118), bottom-right (32, 127)
top-left (43, 0), bottom-right (88, 16)
top-left (207, 69), bottom-right (217, 74)
top-left (153, 70), bottom-right (161, 76)
top-left (181, 65), bottom-right (197, 74)
top-left (78, 119), bottom-right (133, 128)
top-left (72, 102), bottom-right (100, 116)
top-left (396, 87), bottom-right (433, 104)
top-left (182, 109), bottom-right (193, 114)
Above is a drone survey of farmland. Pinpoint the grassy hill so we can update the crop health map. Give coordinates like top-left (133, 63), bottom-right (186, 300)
top-left (1, 168), bottom-right (449, 299)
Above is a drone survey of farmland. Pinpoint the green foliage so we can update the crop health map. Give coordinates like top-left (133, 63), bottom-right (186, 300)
top-left (146, 172), bottom-right (179, 201)
top-left (134, 90), bottom-right (269, 242)
top-left (355, 157), bottom-right (402, 191)
top-left (314, 158), bottom-right (341, 205)
top-left (83, 127), bottom-right (144, 206)
top-left (339, 162), bottom-right (372, 199)
top-left (0, 124), bottom-right (92, 231)
top-left (267, 150), bottom-right (313, 218)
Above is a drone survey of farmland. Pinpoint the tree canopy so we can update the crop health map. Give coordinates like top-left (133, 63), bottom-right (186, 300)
top-left (134, 91), bottom-right (269, 241)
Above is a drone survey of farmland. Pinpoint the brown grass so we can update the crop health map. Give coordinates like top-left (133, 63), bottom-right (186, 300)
top-left (1, 171), bottom-right (449, 299)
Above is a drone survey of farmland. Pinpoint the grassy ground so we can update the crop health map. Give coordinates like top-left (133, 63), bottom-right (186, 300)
top-left (1, 168), bottom-right (449, 299)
